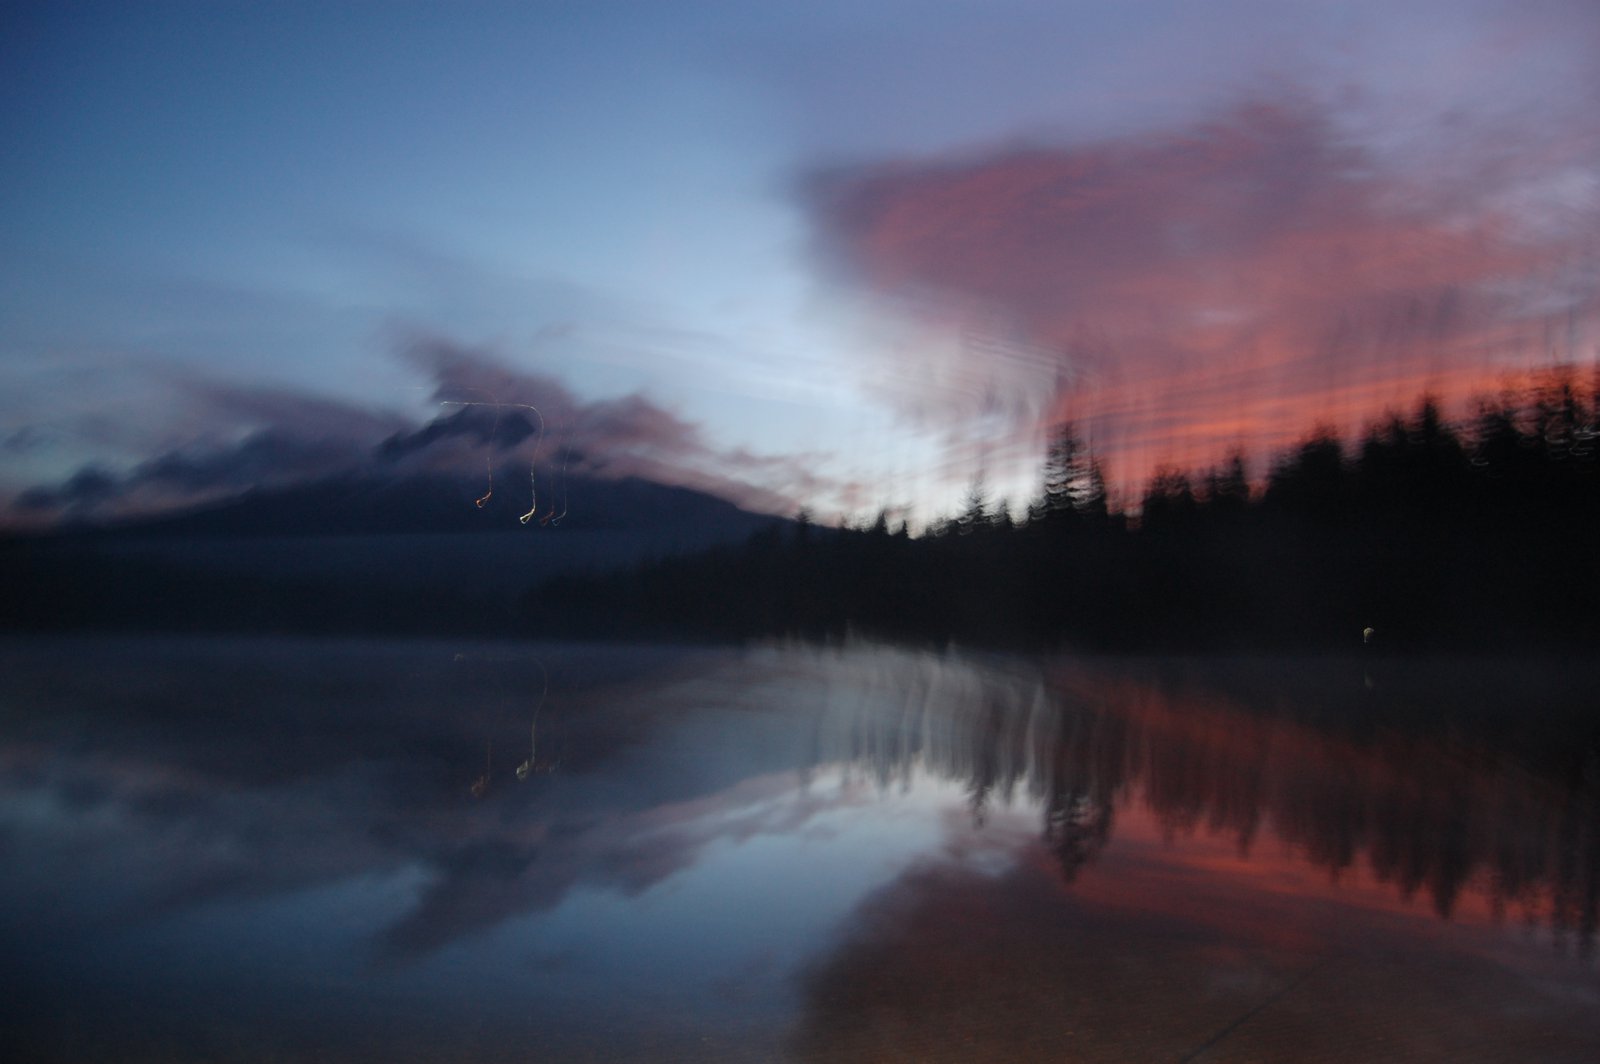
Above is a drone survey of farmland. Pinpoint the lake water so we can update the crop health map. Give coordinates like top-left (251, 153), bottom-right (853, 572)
top-left (2, 636), bottom-right (1597, 1062)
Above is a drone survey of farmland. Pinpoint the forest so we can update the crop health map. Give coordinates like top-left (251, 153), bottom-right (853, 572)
top-left (531, 366), bottom-right (1600, 652)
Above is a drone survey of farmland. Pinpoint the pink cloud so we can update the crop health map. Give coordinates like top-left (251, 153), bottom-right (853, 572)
top-left (808, 99), bottom-right (1600, 492)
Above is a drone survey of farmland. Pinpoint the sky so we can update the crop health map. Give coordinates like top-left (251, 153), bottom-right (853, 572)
top-left (3, 0), bottom-right (1598, 527)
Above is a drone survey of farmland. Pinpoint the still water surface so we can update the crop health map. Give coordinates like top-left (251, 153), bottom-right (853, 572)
top-left (2, 637), bottom-right (1597, 1061)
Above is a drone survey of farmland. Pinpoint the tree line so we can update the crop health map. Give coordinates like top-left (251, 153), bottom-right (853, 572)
top-left (529, 365), bottom-right (1600, 651)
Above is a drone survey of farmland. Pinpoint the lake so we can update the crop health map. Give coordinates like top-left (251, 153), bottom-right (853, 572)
top-left (2, 636), bottom-right (1596, 1062)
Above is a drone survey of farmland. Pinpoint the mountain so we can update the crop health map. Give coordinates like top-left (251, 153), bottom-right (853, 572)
top-left (31, 469), bottom-right (764, 539)
top-left (1, 471), bottom-right (790, 636)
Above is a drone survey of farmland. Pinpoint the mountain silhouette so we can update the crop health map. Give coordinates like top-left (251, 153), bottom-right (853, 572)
top-left (1, 470), bottom-right (786, 635)
top-left (37, 469), bottom-right (767, 539)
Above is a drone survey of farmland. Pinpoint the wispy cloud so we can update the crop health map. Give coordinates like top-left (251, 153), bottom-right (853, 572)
top-left (8, 333), bottom-right (833, 524)
top-left (11, 378), bottom-right (407, 518)
top-left (395, 332), bottom-right (828, 515)
top-left (12, 430), bottom-right (372, 515)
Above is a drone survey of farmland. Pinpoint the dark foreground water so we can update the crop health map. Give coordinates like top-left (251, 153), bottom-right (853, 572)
top-left (2, 637), bottom-right (1597, 1062)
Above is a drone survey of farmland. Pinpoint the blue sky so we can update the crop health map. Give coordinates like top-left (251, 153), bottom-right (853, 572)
top-left (3, 1), bottom-right (1597, 525)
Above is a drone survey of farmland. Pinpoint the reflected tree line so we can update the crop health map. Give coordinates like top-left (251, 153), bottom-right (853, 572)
top-left (533, 367), bottom-right (1600, 650)
top-left (806, 650), bottom-right (1599, 950)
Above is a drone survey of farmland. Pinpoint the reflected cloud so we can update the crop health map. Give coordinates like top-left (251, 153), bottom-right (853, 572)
top-left (791, 843), bottom-right (1600, 1063)
top-left (1, 637), bottom-right (1594, 1003)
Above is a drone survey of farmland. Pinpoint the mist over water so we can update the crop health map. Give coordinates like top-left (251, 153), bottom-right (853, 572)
top-left (2, 636), bottom-right (1596, 1061)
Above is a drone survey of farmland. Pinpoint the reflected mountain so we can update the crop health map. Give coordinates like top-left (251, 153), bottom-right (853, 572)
top-left (1, 636), bottom-right (1596, 1060)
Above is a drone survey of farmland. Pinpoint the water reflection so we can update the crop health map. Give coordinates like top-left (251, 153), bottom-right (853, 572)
top-left (809, 649), bottom-right (1599, 946)
top-left (514, 659), bottom-right (559, 781)
top-left (1, 636), bottom-right (1596, 1061)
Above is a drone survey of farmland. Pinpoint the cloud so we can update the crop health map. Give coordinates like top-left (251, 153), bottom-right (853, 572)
top-left (397, 331), bottom-right (713, 466)
top-left (9, 374), bottom-right (407, 519)
top-left (9, 334), bottom-right (833, 524)
top-left (13, 430), bottom-right (372, 515)
top-left (392, 332), bottom-right (828, 516)
top-left (165, 375), bottom-right (412, 446)
top-left (805, 97), bottom-right (1600, 489)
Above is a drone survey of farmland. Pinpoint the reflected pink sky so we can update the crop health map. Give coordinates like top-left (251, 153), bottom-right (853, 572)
top-left (2, 636), bottom-right (1596, 1060)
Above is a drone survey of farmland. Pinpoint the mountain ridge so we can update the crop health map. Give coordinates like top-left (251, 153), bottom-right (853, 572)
top-left (5, 469), bottom-right (776, 543)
